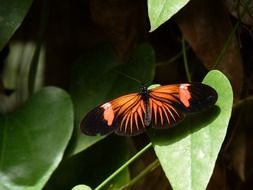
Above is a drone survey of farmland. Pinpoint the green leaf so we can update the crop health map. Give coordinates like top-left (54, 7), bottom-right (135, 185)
top-left (0, 0), bottom-right (33, 51)
top-left (46, 136), bottom-right (130, 190)
top-left (71, 184), bottom-right (92, 190)
top-left (150, 70), bottom-right (233, 190)
top-left (148, 0), bottom-right (190, 32)
top-left (0, 87), bottom-right (73, 190)
top-left (69, 43), bottom-right (155, 155)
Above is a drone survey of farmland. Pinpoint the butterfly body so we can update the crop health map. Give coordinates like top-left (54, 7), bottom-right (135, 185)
top-left (139, 85), bottom-right (151, 126)
top-left (80, 83), bottom-right (217, 136)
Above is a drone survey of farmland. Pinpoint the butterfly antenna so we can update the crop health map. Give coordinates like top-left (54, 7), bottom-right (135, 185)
top-left (114, 70), bottom-right (142, 84)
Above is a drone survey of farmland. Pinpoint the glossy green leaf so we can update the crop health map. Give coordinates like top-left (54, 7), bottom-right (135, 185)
top-left (0, 87), bottom-right (73, 190)
top-left (71, 184), bottom-right (92, 190)
top-left (150, 70), bottom-right (233, 190)
top-left (148, 0), bottom-right (190, 32)
top-left (0, 0), bottom-right (33, 50)
top-left (69, 43), bottom-right (155, 155)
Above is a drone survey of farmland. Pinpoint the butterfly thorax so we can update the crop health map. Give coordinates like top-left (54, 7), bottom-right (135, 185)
top-left (139, 85), bottom-right (149, 102)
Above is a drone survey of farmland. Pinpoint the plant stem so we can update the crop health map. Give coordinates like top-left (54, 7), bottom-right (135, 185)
top-left (213, 0), bottom-right (251, 69)
top-left (119, 159), bottom-right (160, 190)
top-left (181, 37), bottom-right (191, 82)
top-left (212, 21), bottom-right (240, 69)
top-left (94, 142), bottom-right (153, 190)
top-left (155, 46), bottom-right (189, 67)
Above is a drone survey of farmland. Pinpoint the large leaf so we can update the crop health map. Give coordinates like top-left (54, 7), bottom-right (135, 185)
top-left (0, 87), bottom-right (73, 190)
top-left (69, 43), bottom-right (155, 155)
top-left (45, 136), bottom-right (130, 190)
top-left (148, 0), bottom-right (190, 32)
top-left (0, 0), bottom-right (33, 50)
top-left (150, 70), bottom-right (233, 190)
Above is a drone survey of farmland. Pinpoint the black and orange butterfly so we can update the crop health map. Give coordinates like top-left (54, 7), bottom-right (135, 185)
top-left (80, 83), bottom-right (217, 136)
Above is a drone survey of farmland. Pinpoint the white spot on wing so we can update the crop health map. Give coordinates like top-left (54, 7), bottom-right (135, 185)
top-left (179, 84), bottom-right (190, 90)
top-left (102, 102), bottom-right (112, 109)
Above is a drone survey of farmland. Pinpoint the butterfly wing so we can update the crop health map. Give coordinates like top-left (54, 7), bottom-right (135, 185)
top-left (81, 83), bottom-right (217, 136)
top-left (149, 83), bottom-right (217, 128)
top-left (111, 94), bottom-right (148, 136)
top-left (80, 93), bottom-right (147, 136)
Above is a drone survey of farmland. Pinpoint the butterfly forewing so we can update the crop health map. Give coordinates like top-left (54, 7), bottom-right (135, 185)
top-left (80, 103), bottom-right (115, 135)
top-left (149, 83), bottom-right (217, 129)
top-left (80, 93), bottom-right (147, 136)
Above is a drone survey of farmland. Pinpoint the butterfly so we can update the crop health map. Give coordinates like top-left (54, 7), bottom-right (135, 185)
top-left (80, 83), bottom-right (218, 136)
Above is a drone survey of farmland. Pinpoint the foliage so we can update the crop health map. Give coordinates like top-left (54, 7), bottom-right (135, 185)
top-left (0, 87), bottom-right (73, 190)
top-left (0, 0), bottom-right (251, 189)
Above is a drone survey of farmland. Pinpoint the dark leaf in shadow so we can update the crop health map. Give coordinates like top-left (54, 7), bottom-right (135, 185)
top-left (175, 0), bottom-right (243, 101)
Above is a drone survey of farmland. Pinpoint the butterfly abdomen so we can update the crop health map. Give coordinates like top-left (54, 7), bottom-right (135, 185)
top-left (140, 86), bottom-right (152, 127)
